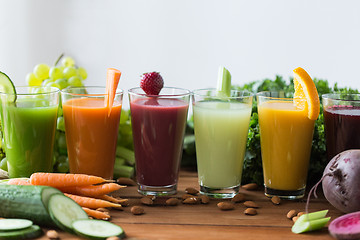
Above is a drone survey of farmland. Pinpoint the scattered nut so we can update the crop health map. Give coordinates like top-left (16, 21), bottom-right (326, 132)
top-left (241, 183), bottom-right (258, 190)
top-left (297, 212), bottom-right (306, 217)
top-left (185, 187), bottom-right (199, 195)
top-left (243, 201), bottom-right (259, 208)
top-left (131, 206), bottom-right (145, 215)
top-left (46, 230), bottom-right (59, 239)
top-left (200, 195), bottom-right (210, 204)
top-left (217, 201), bottom-right (235, 211)
top-left (231, 193), bottom-right (246, 203)
top-left (182, 194), bottom-right (194, 200)
top-left (107, 237), bottom-right (121, 240)
top-left (116, 177), bottom-right (136, 186)
top-left (166, 198), bottom-right (179, 206)
top-left (271, 196), bottom-right (281, 205)
top-left (140, 197), bottom-right (153, 206)
top-left (287, 210), bottom-right (297, 219)
top-left (244, 208), bottom-right (257, 215)
top-left (183, 197), bottom-right (199, 204)
top-left (145, 195), bottom-right (156, 201)
top-left (292, 216), bottom-right (299, 223)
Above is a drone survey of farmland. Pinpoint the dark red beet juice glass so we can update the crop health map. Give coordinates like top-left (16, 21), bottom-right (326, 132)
top-left (323, 94), bottom-right (360, 161)
top-left (128, 87), bottom-right (190, 196)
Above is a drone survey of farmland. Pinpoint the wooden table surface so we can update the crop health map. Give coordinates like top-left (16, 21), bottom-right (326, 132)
top-left (38, 171), bottom-right (342, 240)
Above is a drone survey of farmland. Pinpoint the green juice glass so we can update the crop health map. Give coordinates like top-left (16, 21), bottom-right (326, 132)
top-left (192, 89), bottom-right (253, 198)
top-left (0, 86), bottom-right (59, 178)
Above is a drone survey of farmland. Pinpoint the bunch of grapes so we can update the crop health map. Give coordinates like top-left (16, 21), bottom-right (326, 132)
top-left (26, 55), bottom-right (87, 90)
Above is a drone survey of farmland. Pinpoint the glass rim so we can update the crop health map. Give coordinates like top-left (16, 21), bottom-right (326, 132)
top-left (322, 93), bottom-right (360, 101)
top-left (256, 91), bottom-right (305, 101)
top-left (0, 86), bottom-right (60, 96)
top-left (61, 86), bottom-right (123, 97)
top-left (192, 88), bottom-right (253, 98)
top-left (128, 86), bottom-right (191, 97)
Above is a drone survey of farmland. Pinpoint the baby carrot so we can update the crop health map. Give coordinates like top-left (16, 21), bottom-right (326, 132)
top-left (7, 178), bottom-right (31, 185)
top-left (82, 207), bottom-right (110, 220)
top-left (30, 173), bottom-right (108, 187)
top-left (64, 193), bottom-right (122, 209)
top-left (58, 183), bottom-right (125, 197)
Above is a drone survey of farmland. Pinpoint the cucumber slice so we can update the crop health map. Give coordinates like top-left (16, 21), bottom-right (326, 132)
top-left (0, 225), bottom-right (43, 240)
top-left (48, 194), bottom-right (88, 233)
top-left (72, 219), bottom-right (126, 240)
top-left (0, 71), bottom-right (16, 102)
top-left (0, 219), bottom-right (33, 231)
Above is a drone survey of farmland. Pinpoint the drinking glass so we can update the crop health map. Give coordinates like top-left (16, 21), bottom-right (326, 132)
top-left (192, 88), bottom-right (253, 198)
top-left (0, 86), bottom-right (59, 178)
top-left (323, 93), bottom-right (360, 161)
top-left (128, 87), bottom-right (191, 196)
top-left (257, 92), bottom-right (315, 199)
top-left (61, 86), bottom-right (123, 179)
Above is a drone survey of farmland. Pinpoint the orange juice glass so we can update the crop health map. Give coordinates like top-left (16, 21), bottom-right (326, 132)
top-left (257, 92), bottom-right (315, 199)
top-left (61, 87), bottom-right (123, 179)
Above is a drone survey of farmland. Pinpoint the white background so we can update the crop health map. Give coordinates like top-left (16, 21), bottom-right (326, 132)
top-left (1, 0), bottom-right (359, 108)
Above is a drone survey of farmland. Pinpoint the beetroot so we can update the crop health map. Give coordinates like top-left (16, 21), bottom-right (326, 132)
top-left (329, 211), bottom-right (360, 239)
top-left (322, 150), bottom-right (360, 213)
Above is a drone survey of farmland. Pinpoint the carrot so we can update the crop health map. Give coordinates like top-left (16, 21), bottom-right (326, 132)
top-left (82, 207), bottom-right (110, 220)
top-left (64, 193), bottom-right (122, 209)
top-left (105, 68), bottom-right (121, 115)
top-left (58, 183), bottom-right (125, 197)
top-left (7, 178), bottom-right (31, 185)
top-left (98, 194), bottom-right (129, 204)
top-left (30, 173), bottom-right (108, 187)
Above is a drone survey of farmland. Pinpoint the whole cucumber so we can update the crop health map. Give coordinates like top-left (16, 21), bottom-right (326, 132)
top-left (0, 185), bottom-right (62, 226)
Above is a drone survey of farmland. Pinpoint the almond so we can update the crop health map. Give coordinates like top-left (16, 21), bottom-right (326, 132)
top-left (231, 193), bottom-right (246, 203)
top-left (217, 202), bottom-right (235, 211)
top-left (182, 194), bottom-right (195, 200)
top-left (243, 201), bottom-right (259, 208)
top-left (271, 196), bottom-right (281, 205)
top-left (131, 206), bottom-right (145, 215)
top-left (200, 195), bottom-right (210, 204)
top-left (183, 197), bottom-right (199, 204)
top-left (292, 216), bottom-right (299, 222)
top-left (297, 212), bottom-right (306, 217)
top-left (241, 183), bottom-right (258, 190)
top-left (140, 197), bottom-right (153, 206)
top-left (116, 177), bottom-right (136, 186)
top-left (166, 198), bottom-right (179, 206)
top-left (46, 230), bottom-right (59, 240)
top-left (185, 187), bottom-right (199, 195)
top-left (287, 210), bottom-right (297, 219)
top-left (244, 208), bottom-right (257, 215)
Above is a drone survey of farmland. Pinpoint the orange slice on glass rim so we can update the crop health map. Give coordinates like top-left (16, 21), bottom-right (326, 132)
top-left (293, 67), bottom-right (320, 121)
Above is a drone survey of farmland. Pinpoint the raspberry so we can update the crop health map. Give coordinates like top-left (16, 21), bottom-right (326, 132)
top-left (140, 72), bottom-right (164, 95)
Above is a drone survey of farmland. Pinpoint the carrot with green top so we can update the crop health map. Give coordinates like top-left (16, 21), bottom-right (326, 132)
top-left (82, 207), bottom-right (110, 220)
top-left (64, 193), bottom-right (122, 209)
top-left (58, 183), bottom-right (125, 197)
top-left (30, 173), bottom-right (108, 187)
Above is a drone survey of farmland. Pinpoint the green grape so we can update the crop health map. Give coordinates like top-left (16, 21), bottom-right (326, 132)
top-left (56, 161), bottom-right (69, 173)
top-left (57, 155), bottom-right (68, 163)
top-left (57, 116), bottom-right (65, 132)
top-left (77, 67), bottom-right (88, 80)
top-left (33, 63), bottom-right (50, 80)
top-left (120, 109), bottom-right (129, 124)
top-left (63, 66), bottom-right (77, 79)
top-left (68, 76), bottom-right (83, 87)
top-left (61, 56), bottom-right (75, 67)
top-left (26, 73), bottom-right (42, 86)
top-left (46, 82), bottom-right (61, 89)
top-left (42, 79), bottom-right (54, 86)
top-left (55, 78), bottom-right (69, 89)
top-left (49, 66), bottom-right (64, 80)
top-left (57, 133), bottom-right (67, 154)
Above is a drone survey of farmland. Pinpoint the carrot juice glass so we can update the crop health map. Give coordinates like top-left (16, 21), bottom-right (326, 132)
top-left (61, 86), bottom-right (123, 179)
top-left (128, 87), bottom-right (191, 196)
top-left (257, 92), bottom-right (315, 199)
